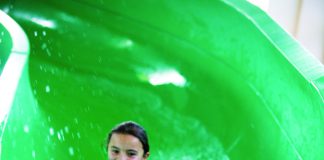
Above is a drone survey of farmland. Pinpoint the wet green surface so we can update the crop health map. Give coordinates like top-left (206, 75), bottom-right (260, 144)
top-left (1, 0), bottom-right (324, 159)
top-left (0, 23), bottom-right (12, 75)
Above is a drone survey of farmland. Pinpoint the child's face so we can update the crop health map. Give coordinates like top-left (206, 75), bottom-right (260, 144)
top-left (108, 133), bottom-right (148, 160)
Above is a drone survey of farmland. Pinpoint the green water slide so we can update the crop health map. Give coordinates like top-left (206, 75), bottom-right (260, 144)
top-left (1, 0), bottom-right (324, 159)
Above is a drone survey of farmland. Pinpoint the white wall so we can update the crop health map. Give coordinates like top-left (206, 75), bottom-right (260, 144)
top-left (295, 0), bottom-right (324, 62)
top-left (248, 0), bottom-right (324, 63)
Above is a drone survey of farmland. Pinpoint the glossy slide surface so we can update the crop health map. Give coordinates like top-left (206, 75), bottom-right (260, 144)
top-left (1, 0), bottom-right (324, 159)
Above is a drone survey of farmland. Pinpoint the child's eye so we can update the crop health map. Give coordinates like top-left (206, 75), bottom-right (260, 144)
top-left (111, 150), bottom-right (119, 154)
top-left (127, 152), bottom-right (137, 157)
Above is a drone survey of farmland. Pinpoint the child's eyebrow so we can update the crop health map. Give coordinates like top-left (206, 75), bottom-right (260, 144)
top-left (126, 149), bottom-right (138, 153)
top-left (111, 146), bottom-right (120, 150)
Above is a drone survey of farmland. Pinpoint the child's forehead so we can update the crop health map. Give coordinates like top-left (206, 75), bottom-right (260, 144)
top-left (109, 133), bottom-right (143, 151)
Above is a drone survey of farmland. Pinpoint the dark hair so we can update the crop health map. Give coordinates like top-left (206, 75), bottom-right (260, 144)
top-left (106, 121), bottom-right (149, 155)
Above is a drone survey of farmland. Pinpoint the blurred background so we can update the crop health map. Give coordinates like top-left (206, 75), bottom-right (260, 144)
top-left (248, 0), bottom-right (324, 63)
